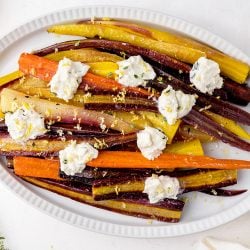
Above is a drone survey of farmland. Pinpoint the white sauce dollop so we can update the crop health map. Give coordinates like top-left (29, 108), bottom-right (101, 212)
top-left (50, 57), bottom-right (90, 101)
top-left (137, 127), bottom-right (167, 160)
top-left (158, 85), bottom-right (196, 125)
top-left (115, 55), bottom-right (156, 87)
top-left (190, 57), bottom-right (223, 95)
top-left (5, 105), bottom-right (46, 143)
top-left (143, 174), bottom-right (180, 203)
top-left (59, 141), bottom-right (98, 176)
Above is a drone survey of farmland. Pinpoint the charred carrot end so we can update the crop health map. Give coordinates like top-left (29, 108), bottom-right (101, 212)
top-left (87, 151), bottom-right (250, 169)
top-left (14, 156), bottom-right (61, 180)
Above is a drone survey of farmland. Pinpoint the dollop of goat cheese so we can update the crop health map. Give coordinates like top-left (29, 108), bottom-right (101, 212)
top-left (190, 57), bottom-right (223, 95)
top-left (5, 105), bottom-right (46, 143)
top-left (59, 141), bottom-right (98, 176)
top-left (50, 57), bottom-right (90, 101)
top-left (158, 85), bottom-right (196, 125)
top-left (143, 174), bottom-right (180, 203)
top-left (115, 55), bottom-right (156, 87)
top-left (137, 127), bottom-right (167, 160)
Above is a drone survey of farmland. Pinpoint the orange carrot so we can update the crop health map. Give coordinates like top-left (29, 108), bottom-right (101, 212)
top-left (87, 151), bottom-right (250, 169)
top-left (18, 53), bottom-right (58, 82)
top-left (14, 152), bottom-right (250, 178)
top-left (18, 53), bottom-right (152, 98)
top-left (81, 71), bottom-right (153, 97)
top-left (14, 156), bottom-right (61, 180)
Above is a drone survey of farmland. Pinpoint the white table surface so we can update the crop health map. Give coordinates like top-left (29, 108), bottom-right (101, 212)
top-left (0, 0), bottom-right (249, 249)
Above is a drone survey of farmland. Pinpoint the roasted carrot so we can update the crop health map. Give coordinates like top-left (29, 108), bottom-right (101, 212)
top-left (87, 151), bottom-right (250, 169)
top-left (18, 53), bottom-right (58, 82)
top-left (14, 157), bottom-right (61, 180)
top-left (14, 152), bottom-right (250, 177)
top-left (18, 53), bottom-right (152, 98)
top-left (0, 70), bottom-right (24, 87)
top-left (80, 71), bottom-right (153, 97)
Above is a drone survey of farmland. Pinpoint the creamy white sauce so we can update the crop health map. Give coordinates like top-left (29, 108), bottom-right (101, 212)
top-left (190, 57), bottom-right (223, 95)
top-left (137, 127), bottom-right (167, 160)
top-left (158, 85), bottom-right (196, 125)
top-left (59, 141), bottom-right (98, 176)
top-left (50, 57), bottom-right (89, 101)
top-left (115, 55), bottom-right (156, 87)
top-left (5, 105), bottom-right (46, 143)
top-left (143, 174), bottom-right (180, 203)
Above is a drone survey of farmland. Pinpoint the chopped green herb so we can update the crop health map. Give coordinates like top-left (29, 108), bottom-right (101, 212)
top-left (123, 66), bottom-right (129, 70)
top-left (63, 159), bottom-right (68, 164)
top-left (134, 74), bottom-right (138, 79)
top-left (193, 62), bottom-right (199, 70)
top-left (107, 72), bottom-right (113, 78)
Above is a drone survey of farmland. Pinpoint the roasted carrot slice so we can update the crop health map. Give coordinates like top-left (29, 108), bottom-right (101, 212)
top-left (14, 157), bottom-right (61, 180)
top-left (19, 53), bottom-right (58, 82)
top-left (18, 53), bottom-right (152, 98)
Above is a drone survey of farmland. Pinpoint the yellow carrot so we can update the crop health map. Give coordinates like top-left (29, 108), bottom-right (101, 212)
top-left (47, 24), bottom-right (205, 64)
top-left (0, 70), bottom-right (23, 87)
top-left (205, 111), bottom-right (250, 140)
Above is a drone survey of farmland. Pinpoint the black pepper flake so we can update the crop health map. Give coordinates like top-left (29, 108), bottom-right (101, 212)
top-left (25, 96), bottom-right (29, 98)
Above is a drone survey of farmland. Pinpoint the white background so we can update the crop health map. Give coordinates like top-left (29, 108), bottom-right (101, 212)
top-left (0, 0), bottom-right (249, 249)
